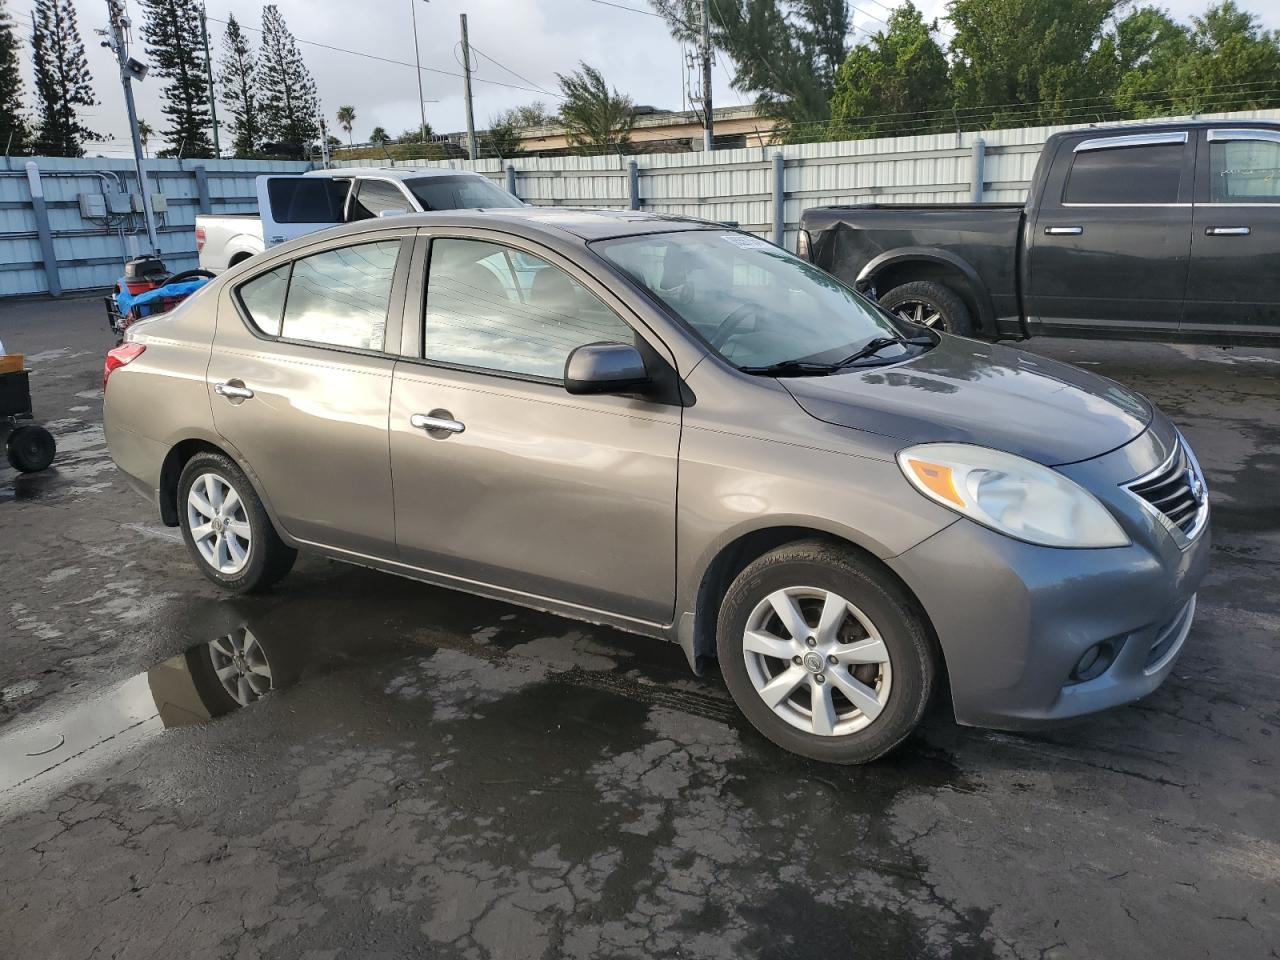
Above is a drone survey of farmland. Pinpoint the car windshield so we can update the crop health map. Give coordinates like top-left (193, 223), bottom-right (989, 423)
top-left (595, 230), bottom-right (905, 370)
top-left (404, 175), bottom-right (524, 211)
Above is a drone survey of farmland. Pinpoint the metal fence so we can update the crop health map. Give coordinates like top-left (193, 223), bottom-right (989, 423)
top-left (5, 107), bottom-right (1279, 299)
top-left (337, 107), bottom-right (1280, 251)
top-left (0, 156), bottom-right (312, 299)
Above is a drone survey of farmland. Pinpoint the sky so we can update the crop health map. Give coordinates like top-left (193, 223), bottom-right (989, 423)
top-left (10, 0), bottom-right (1280, 158)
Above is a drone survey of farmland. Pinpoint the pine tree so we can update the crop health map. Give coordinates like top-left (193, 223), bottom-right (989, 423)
top-left (218, 13), bottom-right (260, 158)
top-left (258, 5), bottom-right (319, 159)
top-left (30, 0), bottom-right (97, 157)
top-left (0, 0), bottom-right (27, 153)
top-left (140, 0), bottom-right (213, 158)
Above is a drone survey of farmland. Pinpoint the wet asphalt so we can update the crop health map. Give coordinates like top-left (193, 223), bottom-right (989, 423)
top-left (0, 295), bottom-right (1276, 959)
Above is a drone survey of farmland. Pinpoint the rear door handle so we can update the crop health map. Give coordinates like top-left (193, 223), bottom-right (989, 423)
top-left (410, 413), bottom-right (465, 435)
top-left (214, 381), bottom-right (254, 400)
top-left (1206, 226), bottom-right (1250, 236)
top-left (1045, 226), bottom-right (1083, 236)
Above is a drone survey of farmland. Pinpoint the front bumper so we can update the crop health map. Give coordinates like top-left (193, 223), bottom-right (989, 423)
top-left (886, 425), bottom-right (1211, 730)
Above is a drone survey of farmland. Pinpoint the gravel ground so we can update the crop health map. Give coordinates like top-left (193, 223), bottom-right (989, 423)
top-left (1, 294), bottom-right (1277, 960)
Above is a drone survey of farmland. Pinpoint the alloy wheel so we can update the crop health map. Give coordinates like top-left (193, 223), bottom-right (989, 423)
top-left (742, 587), bottom-right (893, 737)
top-left (892, 299), bottom-right (944, 329)
top-left (207, 627), bottom-right (272, 706)
top-left (186, 473), bottom-right (252, 576)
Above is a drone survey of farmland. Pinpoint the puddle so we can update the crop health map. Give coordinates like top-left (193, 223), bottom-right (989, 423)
top-left (0, 625), bottom-right (315, 797)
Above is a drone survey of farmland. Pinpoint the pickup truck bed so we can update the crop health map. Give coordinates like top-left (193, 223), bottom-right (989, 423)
top-left (799, 119), bottom-right (1280, 346)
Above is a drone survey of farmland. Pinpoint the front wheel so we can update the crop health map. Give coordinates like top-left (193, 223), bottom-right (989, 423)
top-left (177, 452), bottom-right (296, 593)
top-left (716, 541), bottom-right (937, 764)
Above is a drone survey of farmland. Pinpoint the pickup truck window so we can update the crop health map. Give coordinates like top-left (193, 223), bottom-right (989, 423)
top-left (265, 178), bottom-right (349, 223)
top-left (348, 180), bottom-right (410, 220)
top-left (404, 176), bottom-right (523, 210)
top-left (1209, 138), bottom-right (1280, 202)
top-left (1064, 143), bottom-right (1183, 204)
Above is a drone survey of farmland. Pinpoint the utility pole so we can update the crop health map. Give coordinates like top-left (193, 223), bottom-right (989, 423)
top-left (701, 0), bottom-right (713, 152)
top-left (199, 1), bottom-right (220, 156)
top-left (101, 0), bottom-right (159, 254)
top-left (459, 13), bottom-right (477, 160)
top-left (410, 0), bottom-right (429, 142)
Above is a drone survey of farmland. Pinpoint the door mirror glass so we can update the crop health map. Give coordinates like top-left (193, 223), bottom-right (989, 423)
top-left (564, 342), bottom-right (650, 395)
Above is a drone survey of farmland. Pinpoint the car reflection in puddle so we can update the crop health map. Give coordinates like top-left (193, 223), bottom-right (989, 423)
top-left (1, 624), bottom-right (302, 796)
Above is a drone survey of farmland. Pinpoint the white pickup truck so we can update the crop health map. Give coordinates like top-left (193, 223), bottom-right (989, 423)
top-left (196, 166), bottom-right (524, 273)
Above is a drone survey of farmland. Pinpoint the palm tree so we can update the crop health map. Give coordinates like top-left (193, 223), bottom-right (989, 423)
top-left (137, 119), bottom-right (153, 157)
top-left (369, 125), bottom-right (388, 144)
top-left (336, 105), bottom-right (356, 145)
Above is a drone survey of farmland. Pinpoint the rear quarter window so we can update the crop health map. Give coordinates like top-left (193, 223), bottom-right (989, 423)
top-left (266, 178), bottom-right (349, 223)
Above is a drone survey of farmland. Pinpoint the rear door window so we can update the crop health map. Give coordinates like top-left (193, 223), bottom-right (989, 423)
top-left (1064, 143), bottom-right (1184, 204)
top-left (237, 264), bottom-right (290, 336)
top-left (348, 180), bottom-right (413, 221)
top-left (235, 240), bottom-right (401, 351)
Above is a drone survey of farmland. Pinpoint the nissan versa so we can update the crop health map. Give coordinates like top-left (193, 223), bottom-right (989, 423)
top-left (102, 209), bottom-right (1210, 763)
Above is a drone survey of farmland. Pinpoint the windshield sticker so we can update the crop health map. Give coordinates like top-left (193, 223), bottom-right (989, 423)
top-left (721, 233), bottom-right (775, 250)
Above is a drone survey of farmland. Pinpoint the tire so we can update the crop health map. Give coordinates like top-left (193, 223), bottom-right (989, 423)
top-left (6, 425), bottom-right (56, 473)
top-left (184, 625), bottom-right (302, 714)
top-left (177, 451), bottom-right (296, 593)
top-left (716, 540), bottom-right (937, 764)
top-left (879, 280), bottom-right (975, 336)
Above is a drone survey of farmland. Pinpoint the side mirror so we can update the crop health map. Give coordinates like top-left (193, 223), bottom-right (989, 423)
top-left (564, 342), bottom-right (650, 396)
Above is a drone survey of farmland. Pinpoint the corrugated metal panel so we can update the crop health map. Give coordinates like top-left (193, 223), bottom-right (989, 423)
top-left (0, 156), bottom-right (311, 297)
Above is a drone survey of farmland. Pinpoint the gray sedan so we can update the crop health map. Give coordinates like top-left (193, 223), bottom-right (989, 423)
top-left (103, 208), bottom-right (1209, 763)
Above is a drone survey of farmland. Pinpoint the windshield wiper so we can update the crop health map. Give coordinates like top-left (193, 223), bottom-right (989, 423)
top-left (740, 335), bottom-right (935, 377)
top-left (836, 335), bottom-right (934, 368)
top-left (739, 358), bottom-right (843, 377)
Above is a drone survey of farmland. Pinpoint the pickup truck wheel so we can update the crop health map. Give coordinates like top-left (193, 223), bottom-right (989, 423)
top-left (880, 281), bottom-right (973, 336)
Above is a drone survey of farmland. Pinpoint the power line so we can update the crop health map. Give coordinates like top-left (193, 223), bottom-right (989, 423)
top-left (466, 42), bottom-right (560, 99)
top-left (583, 0), bottom-right (669, 19)
top-left (203, 14), bottom-right (555, 98)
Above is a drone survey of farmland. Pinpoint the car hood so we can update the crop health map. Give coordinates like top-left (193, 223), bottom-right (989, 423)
top-left (782, 336), bottom-right (1152, 466)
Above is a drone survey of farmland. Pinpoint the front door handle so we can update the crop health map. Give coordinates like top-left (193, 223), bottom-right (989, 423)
top-left (410, 412), bottom-right (465, 435)
top-left (1045, 226), bottom-right (1083, 236)
top-left (1206, 226), bottom-right (1251, 236)
top-left (214, 381), bottom-right (254, 400)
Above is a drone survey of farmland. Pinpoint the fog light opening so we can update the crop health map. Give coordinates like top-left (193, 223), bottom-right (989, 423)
top-left (1069, 642), bottom-right (1115, 684)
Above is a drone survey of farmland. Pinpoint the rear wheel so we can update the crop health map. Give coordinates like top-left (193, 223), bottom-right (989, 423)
top-left (177, 452), bottom-right (296, 593)
top-left (879, 280), bottom-right (974, 336)
top-left (6, 425), bottom-right (56, 473)
top-left (716, 541), bottom-right (937, 764)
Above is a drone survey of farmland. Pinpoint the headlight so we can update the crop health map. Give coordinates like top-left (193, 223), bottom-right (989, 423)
top-left (897, 443), bottom-right (1129, 548)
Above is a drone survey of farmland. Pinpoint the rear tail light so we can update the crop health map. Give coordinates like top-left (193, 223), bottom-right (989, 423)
top-left (195, 225), bottom-right (206, 251)
top-left (796, 229), bottom-right (813, 262)
top-left (104, 343), bottom-right (145, 390)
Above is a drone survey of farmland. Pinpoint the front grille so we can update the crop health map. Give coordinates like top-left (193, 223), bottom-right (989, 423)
top-left (1126, 439), bottom-right (1208, 540)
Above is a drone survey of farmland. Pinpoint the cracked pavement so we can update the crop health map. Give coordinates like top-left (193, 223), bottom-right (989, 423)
top-left (1, 297), bottom-right (1277, 959)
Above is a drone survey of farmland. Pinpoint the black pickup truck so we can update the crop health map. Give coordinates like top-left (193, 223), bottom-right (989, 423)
top-left (797, 119), bottom-right (1280, 345)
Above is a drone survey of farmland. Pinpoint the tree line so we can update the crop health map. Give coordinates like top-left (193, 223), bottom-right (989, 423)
top-left (652, 0), bottom-right (1280, 142)
top-left (0, 0), bottom-right (321, 159)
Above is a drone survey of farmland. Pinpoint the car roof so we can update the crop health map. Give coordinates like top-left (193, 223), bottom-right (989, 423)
top-left (301, 166), bottom-right (487, 181)
top-left (1046, 118), bottom-right (1280, 141)
top-left (319, 207), bottom-right (730, 243)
